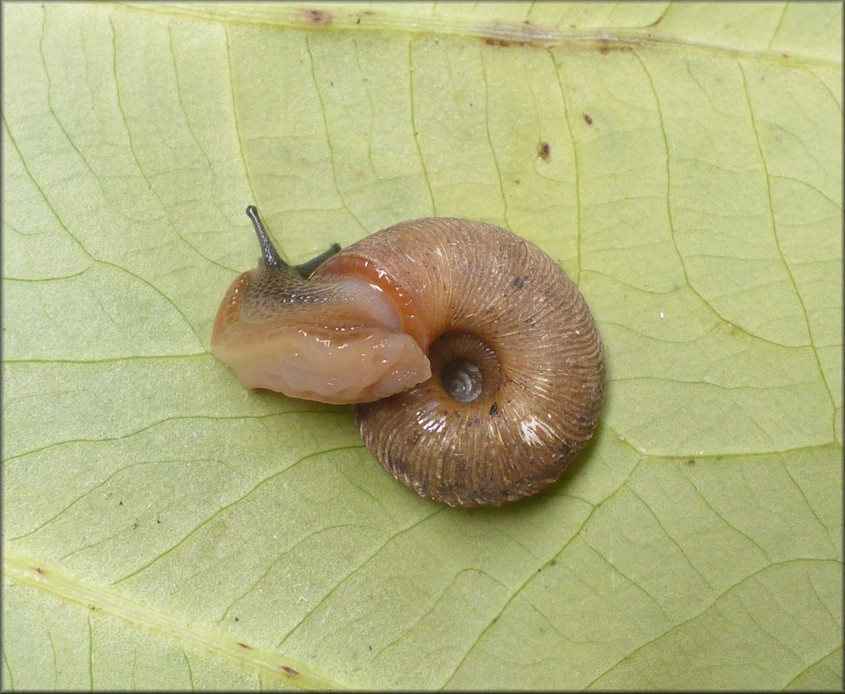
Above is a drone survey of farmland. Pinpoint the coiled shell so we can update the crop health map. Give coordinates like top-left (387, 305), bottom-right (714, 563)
top-left (313, 218), bottom-right (604, 507)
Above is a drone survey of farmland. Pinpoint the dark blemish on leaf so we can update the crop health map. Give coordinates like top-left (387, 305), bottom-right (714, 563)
top-left (685, 459), bottom-right (696, 467)
top-left (596, 39), bottom-right (634, 54)
top-left (234, 617), bottom-right (239, 622)
top-left (282, 666), bottom-right (300, 676)
top-left (489, 403), bottom-right (498, 416)
top-left (484, 37), bottom-right (528, 48)
top-left (34, 566), bottom-right (46, 575)
top-left (538, 141), bottom-right (551, 162)
top-left (302, 8), bottom-right (332, 25)
top-left (237, 642), bottom-right (253, 650)
top-left (549, 559), bottom-right (557, 566)
top-left (583, 113), bottom-right (593, 125)
top-left (118, 500), bottom-right (123, 506)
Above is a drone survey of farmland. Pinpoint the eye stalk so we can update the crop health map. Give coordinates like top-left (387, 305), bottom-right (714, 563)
top-left (245, 205), bottom-right (341, 278)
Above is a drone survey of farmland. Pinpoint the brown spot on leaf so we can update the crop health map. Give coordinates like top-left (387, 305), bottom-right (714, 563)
top-left (583, 113), bottom-right (593, 125)
top-left (538, 141), bottom-right (551, 162)
top-left (301, 8), bottom-right (332, 25)
top-left (484, 37), bottom-right (528, 48)
top-left (237, 642), bottom-right (253, 650)
top-left (282, 666), bottom-right (300, 676)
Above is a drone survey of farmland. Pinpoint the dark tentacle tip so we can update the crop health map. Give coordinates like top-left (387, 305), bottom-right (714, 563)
top-left (246, 205), bottom-right (286, 269)
top-left (246, 205), bottom-right (342, 278)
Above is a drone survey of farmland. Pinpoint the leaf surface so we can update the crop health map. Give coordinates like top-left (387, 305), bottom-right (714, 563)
top-left (2, 2), bottom-right (842, 690)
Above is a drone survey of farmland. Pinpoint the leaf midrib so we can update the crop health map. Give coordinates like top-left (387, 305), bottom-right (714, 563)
top-left (120, 2), bottom-right (840, 68)
top-left (2, 545), bottom-right (344, 691)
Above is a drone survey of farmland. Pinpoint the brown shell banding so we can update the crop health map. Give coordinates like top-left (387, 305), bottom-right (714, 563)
top-left (314, 218), bottom-right (605, 507)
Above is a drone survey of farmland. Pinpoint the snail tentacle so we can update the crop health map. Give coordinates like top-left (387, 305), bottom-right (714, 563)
top-left (246, 205), bottom-right (285, 269)
top-left (294, 243), bottom-right (343, 279)
top-left (245, 205), bottom-right (341, 278)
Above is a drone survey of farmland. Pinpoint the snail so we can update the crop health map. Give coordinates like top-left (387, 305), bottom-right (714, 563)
top-left (211, 207), bottom-right (604, 507)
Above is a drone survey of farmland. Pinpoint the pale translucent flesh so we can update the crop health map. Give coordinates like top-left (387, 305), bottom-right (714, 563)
top-left (215, 326), bottom-right (430, 405)
top-left (212, 275), bottom-right (431, 404)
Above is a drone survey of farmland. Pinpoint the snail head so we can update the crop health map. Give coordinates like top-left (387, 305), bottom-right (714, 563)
top-left (210, 207), bottom-right (431, 405)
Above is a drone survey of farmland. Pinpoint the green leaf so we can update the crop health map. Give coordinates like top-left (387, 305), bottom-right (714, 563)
top-left (3, 2), bottom-right (842, 689)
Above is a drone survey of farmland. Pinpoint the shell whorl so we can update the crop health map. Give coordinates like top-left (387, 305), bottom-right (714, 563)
top-left (313, 218), bottom-right (604, 507)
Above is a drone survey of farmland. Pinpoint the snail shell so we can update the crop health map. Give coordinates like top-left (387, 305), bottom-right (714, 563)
top-left (212, 208), bottom-right (604, 507)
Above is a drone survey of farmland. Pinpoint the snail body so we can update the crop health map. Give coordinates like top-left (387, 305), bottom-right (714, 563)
top-left (212, 208), bottom-right (604, 507)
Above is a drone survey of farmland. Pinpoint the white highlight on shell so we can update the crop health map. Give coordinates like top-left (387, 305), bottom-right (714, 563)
top-left (422, 414), bottom-right (448, 434)
top-left (519, 416), bottom-right (555, 446)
